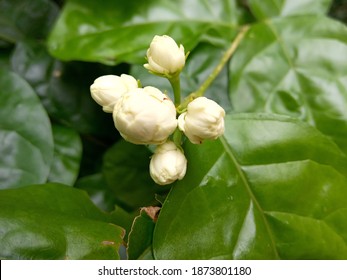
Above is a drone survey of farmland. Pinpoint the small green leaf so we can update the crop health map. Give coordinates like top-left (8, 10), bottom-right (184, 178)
top-left (102, 140), bottom-right (170, 211)
top-left (153, 114), bottom-right (347, 259)
top-left (0, 183), bottom-right (125, 260)
top-left (0, 0), bottom-right (59, 43)
top-left (48, 124), bottom-right (82, 185)
top-left (248, 0), bottom-right (332, 19)
top-left (229, 16), bottom-right (347, 155)
top-left (127, 207), bottom-right (159, 260)
top-left (47, 0), bottom-right (240, 64)
top-left (0, 69), bottom-right (53, 189)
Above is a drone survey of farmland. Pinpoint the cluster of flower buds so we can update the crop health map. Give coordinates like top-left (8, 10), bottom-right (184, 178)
top-left (90, 35), bottom-right (225, 185)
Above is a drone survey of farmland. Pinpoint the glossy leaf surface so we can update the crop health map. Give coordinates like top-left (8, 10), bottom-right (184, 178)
top-left (10, 41), bottom-right (116, 136)
top-left (153, 114), bottom-right (347, 259)
top-left (0, 183), bottom-right (124, 259)
top-left (47, 0), bottom-right (240, 64)
top-left (229, 16), bottom-right (347, 155)
top-left (248, 0), bottom-right (332, 19)
top-left (48, 124), bottom-right (82, 185)
top-left (0, 70), bottom-right (53, 189)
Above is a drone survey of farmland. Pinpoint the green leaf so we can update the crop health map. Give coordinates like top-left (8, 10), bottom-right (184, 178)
top-left (75, 173), bottom-right (117, 212)
top-left (47, 0), bottom-right (240, 65)
top-left (10, 41), bottom-right (118, 136)
top-left (229, 16), bottom-right (347, 155)
top-left (0, 47), bottom-right (11, 69)
top-left (329, 1), bottom-right (347, 24)
top-left (102, 140), bottom-right (170, 211)
top-left (153, 113), bottom-right (347, 259)
top-left (48, 124), bottom-right (82, 185)
top-left (0, 0), bottom-right (59, 43)
top-left (248, 0), bottom-right (332, 19)
top-left (127, 207), bottom-right (158, 260)
top-left (0, 183), bottom-right (125, 259)
top-left (131, 42), bottom-right (231, 111)
top-left (0, 69), bottom-right (53, 189)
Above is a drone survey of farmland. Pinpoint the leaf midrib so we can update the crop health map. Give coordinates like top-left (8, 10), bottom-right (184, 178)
top-left (220, 136), bottom-right (280, 259)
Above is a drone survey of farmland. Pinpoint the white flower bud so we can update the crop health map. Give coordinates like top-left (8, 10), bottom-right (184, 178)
top-left (90, 74), bottom-right (138, 113)
top-left (178, 97), bottom-right (225, 144)
top-left (144, 35), bottom-right (186, 76)
top-left (150, 141), bottom-right (187, 185)
top-left (113, 86), bottom-right (177, 145)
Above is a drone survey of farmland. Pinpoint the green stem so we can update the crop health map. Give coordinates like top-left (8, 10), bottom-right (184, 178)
top-left (168, 75), bottom-right (181, 107)
top-left (177, 25), bottom-right (249, 113)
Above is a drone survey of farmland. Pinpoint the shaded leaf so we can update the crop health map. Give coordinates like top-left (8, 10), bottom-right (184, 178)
top-left (10, 40), bottom-right (118, 136)
top-left (48, 124), bottom-right (82, 185)
top-left (127, 207), bottom-right (159, 260)
top-left (248, 0), bottom-right (332, 19)
top-left (0, 0), bottom-right (59, 43)
top-left (0, 183), bottom-right (125, 259)
top-left (47, 0), bottom-right (241, 64)
top-left (75, 173), bottom-right (116, 212)
top-left (229, 16), bottom-right (347, 155)
top-left (329, 0), bottom-right (347, 24)
top-left (102, 140), bottom-right (170, 211)
top-left (153, 113), bottom-right (347, 259)
top-left (0, 70), bottom-right (53, 189)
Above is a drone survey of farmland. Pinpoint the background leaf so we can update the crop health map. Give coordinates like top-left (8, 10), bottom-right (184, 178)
top-left (102, 140), bottom-right (170, 211)
top-left (229, 16), bottom-right (347, 155)
top-left (48, 124), bottom-right (82, 185)
top-left (0, 70), bottom-right (53, 189)
top-left (329, 0), bottom-right (347, 24)
top-left (10, 41), bottom-right (119, 136)
top-left (0, 0), bottom-right (59, 43)
top-left (75, 173), bottom-right (117, 212)
top-left (0, 183), bottom-right (125, 260)
top-left (153, 114), bottom-right (347, 259)
top-left (47, 0), bottom-right (241, 64)
top-left (248, 0), bottom-right (332, 19)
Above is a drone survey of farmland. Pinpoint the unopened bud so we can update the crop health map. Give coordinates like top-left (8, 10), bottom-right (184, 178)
top-left (144, 35), bottom-right (186, 77)
top-left (90, 74), bottom-right (138, 113)
top-left (113, 86), bottom-right (177, 145)
top-left (178, 97), bottom-right (225, 144)
top-left (150, 141), bottom-right (187, 185)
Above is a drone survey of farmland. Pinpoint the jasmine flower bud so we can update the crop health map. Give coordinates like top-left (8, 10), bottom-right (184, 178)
top-left (90, 74), bottom-right (138, 113)
top-left (150, 141), bottom-right (187, 185)
top-left (144, 35), bottom-right (186, 77)
top-left (178, 97), bottom-right (225, 144)
top-left (113, 86), bottom-right (177, 145)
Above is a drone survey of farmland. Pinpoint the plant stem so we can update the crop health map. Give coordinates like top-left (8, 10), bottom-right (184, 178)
top-left (168, 75), bottom-right (181, 107)
top-left (195, 25), bottom-right (249, 97)
top-left (177, 25), bottom-right (249, 113)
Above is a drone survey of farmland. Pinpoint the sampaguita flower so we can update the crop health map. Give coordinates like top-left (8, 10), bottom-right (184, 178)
top-left (144, 35), bottom-right (186, 76)
top-left (178, 97), bottom-right (225, 144)
top-left (149, 141), bottom-right (187, 185)
top-left (90, 74), bottom-right (138, 113)
top-left (113, 86), bottom-right (177, 145)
